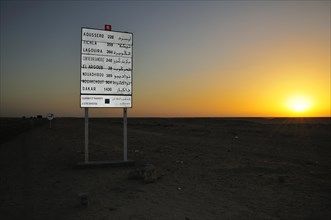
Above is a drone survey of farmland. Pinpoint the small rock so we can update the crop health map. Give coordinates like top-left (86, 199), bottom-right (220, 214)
top-left (142, 164), bottom-right (157, 183)
top-left (155, 148), bottom-right (163, 153)
top-left (78, 192), bottom-right (89, 206)
top-left (128, 169), bottom-right (142, 180)
top-left (108, 207), bottom-right (116, 211)
top-left (278, 176), bottom-right (286, 183)
top-left (128, 164), bottom-right (159, 183)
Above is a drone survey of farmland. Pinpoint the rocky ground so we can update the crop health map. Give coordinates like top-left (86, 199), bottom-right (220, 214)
top-left (1, 117), bottom-right (330, 220)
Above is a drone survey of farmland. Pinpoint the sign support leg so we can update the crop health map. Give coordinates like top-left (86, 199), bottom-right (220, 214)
top-left (84, 107), bottom-right (89, 163)
top-left (123, 107), bottom-right (127, 161)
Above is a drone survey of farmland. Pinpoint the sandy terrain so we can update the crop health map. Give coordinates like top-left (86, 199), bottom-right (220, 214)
top-left (1, 117), bottom-right (331, 220)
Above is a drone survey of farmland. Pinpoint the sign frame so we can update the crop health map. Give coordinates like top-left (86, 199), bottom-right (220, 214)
top-left (78, 25), bottom-right (134, 166)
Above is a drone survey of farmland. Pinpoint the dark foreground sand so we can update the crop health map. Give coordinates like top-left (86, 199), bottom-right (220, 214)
top-left (1, 117), bottom-right (330, 220)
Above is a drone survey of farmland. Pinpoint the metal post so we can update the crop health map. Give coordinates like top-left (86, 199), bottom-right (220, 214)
top-left (49, 120), bottom-right (52, 129)
top-left (84, 107), bottom-right (89, 163)
top-left (123, 107), bottom-right (127, 161)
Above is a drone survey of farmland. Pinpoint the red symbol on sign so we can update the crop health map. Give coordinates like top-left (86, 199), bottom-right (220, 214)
top-left (105, 25), bottom-right (111, 31)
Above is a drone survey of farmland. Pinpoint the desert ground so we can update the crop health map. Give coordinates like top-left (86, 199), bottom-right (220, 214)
top-left (0, 117), bottom-right (330, 220)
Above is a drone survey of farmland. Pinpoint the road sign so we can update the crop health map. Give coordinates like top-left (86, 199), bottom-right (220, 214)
top-left (80, 28), bottom-right (133, 108)
top-left (47, 113), bottom-right (54, 120)
top-left (47, 113), bottom-right (54, 129)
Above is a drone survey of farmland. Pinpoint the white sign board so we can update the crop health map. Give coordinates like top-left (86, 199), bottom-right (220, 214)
top-left (80, 28), bottom-right (133, 108)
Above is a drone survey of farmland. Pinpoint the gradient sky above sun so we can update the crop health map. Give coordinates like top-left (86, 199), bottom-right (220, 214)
top-left (0, 1), bottom-right (330, 117)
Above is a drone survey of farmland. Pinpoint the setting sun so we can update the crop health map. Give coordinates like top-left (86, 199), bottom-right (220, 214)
top-left (286, 95), bottom-right (312, 114)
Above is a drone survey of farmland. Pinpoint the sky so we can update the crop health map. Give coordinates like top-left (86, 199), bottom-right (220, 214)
top-left (1, 0), bottom-right (330, 117)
